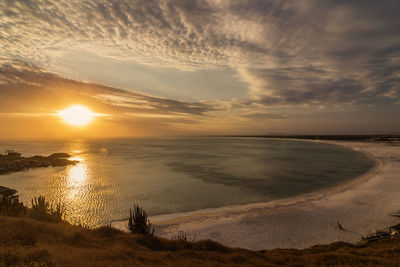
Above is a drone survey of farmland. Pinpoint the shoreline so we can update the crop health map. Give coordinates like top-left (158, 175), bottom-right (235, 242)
top-left (111, 139), bottom-right (379, 227)
top-left (144, 140), bottom-right (381, 225)
top-left (146, 140), bottom-right (400, 250)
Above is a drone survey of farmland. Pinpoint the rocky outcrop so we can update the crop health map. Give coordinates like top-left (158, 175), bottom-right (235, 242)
top-left (0, 152), bottom-right (78, 174)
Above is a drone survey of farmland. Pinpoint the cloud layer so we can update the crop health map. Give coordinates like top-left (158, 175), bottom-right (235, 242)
top-left (0, 59), bottom-right (214, 117)
top-left (0, 0), bottom-right (399, 109)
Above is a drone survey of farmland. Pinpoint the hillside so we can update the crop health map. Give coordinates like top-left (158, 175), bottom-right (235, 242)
top-left (1, 215), bottom-right (400, 266)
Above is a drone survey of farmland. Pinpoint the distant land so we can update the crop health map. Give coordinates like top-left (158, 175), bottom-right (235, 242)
top-left (217, 135), bottom-right (400, 143)
top-left (0, 151), bottom-right (78, 175)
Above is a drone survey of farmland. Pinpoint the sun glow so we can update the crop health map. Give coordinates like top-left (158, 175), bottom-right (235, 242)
top-left (59, 105), bottom-right (95, 126)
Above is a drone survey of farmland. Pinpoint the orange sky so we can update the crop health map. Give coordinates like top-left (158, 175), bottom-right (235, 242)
top-left (0, 1), bottom-right (399, 139)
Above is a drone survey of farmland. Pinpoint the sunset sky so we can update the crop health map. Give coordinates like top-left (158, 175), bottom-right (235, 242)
top-left (0, 0), bottom-right (399, 139)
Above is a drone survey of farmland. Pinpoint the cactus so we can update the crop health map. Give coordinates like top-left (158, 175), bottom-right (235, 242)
top-left (31, 196), bottom-right (49, 213)
top-left (30, 196), bottom-right (66, 221)
top-left (50, 202), bottom-right (66, 221)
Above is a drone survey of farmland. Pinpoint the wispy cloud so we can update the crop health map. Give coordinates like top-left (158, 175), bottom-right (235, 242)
top-left (1, 0), bottom-right (399, 107)
top-left (242, 112), bottom-right (288, 120)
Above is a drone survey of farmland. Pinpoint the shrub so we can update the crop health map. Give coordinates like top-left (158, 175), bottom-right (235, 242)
top-left (29, 196), bottom-right (66, 222)
top-left (94, 223), bottom-right (121, 237)
top-left (127, 204), bottom-right (154, 235)
top-left (0, 192), bottom-right (27, 216)
top-left (171, 231), bottom-right (197, 242)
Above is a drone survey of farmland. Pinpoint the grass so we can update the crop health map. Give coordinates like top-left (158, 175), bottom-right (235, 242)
top-left (2, 215), bottom-right (400, 266)
top-left (2, 194), bottom-right (400, 266)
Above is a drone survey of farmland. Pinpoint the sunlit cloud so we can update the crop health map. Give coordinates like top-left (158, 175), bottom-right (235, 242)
top-left (1, 0), bottom-right (399, 106)
top-left (0, 0), bottom-right (399, 137)
top-left (0, 60), bottom-right (216, 116)
top-left (0, 60), bottom-right (223, 138)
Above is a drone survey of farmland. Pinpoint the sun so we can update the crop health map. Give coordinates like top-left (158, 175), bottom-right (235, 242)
top-left (59, 105), bottom-right (95, 127)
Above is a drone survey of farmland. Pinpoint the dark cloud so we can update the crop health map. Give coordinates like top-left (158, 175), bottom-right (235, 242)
top-left (0, 0), bottom-right (399, 106)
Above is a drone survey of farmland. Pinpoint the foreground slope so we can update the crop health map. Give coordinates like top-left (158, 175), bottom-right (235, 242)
top-left (1, 215), bottom-right (400, 266)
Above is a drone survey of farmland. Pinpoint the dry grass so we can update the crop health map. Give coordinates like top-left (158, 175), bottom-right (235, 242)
top-left (2, 215), bottom-right (400, 266)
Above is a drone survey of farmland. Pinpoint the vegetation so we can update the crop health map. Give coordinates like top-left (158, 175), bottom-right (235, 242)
top-left (128, 204), bottom-right (154, 235)
top-left (171, 231), bottom-right (197, 242)
top-left (2, 215), bottom-right (400, 266)
top-left (30, 196), bottom-right (66, 222)
top-left (2, 188), bottom-right (400, 266)
top-left (1, 188), bottom-right (65, 222)
top-left (172, 231), bottom-right (188, 241)
top-left (0, 189), bottom-right (26, 216)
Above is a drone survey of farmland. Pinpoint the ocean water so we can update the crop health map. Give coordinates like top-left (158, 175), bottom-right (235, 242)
top-left (0, 138), bottom-right (375, 226)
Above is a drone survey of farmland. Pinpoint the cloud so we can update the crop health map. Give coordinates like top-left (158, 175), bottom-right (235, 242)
top-left (242, 112), bottom-right (288, 120)
top-left (0, 0), bottom-right (399, 107)
top-left (0, 59), bottom-right (215, 117)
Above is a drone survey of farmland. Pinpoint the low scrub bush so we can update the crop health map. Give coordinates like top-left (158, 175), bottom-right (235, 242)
top-left (0, 192), bottom-right (27, 216)
top-left (94, 223), bottom-right (121, 237)
top-left (172, 231), bottom-right (187, 241)
top-left (171, 231), bottom-right (197, 242)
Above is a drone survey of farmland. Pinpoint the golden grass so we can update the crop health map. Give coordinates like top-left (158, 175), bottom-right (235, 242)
top-left (1, 215), bottom-right (400, 266)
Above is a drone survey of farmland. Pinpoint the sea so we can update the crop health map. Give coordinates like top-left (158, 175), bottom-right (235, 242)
top-left (0, 137), bottom-right (375, 227)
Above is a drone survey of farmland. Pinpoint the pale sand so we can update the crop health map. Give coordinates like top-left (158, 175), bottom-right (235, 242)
top-left (151, 141), bottom-right (400, 250)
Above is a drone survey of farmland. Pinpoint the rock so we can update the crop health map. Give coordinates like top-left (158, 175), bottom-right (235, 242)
top-left (48, 153), bottom-right (71, 159)
top-left (50, 158), bottom-right (78, 166)
top-left (0, 151), bottom-right (77, 175)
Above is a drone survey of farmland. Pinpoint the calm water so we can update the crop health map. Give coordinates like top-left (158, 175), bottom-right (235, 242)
top-left (0, 138), bottom-right (375, 226)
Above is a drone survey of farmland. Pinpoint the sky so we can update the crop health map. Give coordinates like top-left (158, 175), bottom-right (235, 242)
top-left (0, 0), bottom-right (399, 139)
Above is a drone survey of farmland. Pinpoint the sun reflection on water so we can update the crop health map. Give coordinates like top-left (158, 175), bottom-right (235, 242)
top-left (67, 156), bottom-right (87, 185)
top-left (65, 156), bottom-right (90, 202)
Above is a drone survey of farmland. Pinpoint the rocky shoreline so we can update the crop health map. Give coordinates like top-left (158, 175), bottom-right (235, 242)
top-left (0, 151), bottom-right (78, 174)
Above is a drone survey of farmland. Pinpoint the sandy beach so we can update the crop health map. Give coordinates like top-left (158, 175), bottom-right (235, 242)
top-left (152, 141), bottom-right (400, 250)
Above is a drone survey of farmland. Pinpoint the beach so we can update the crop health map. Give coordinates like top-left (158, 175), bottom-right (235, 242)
top-left (152, 141), bottom-right (400, 250)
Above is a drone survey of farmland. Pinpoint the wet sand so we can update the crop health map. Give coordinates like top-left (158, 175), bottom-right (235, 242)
top-left (152, 141), bottom-right (400, 250)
